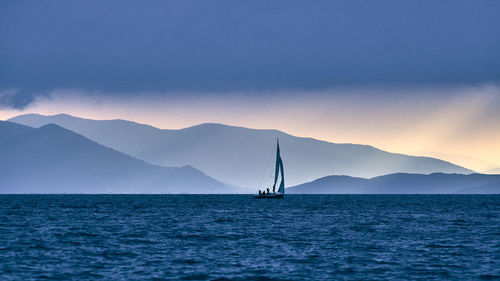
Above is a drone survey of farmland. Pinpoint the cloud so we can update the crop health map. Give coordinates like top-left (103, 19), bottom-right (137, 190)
top-left (0, 89), bottom-right (49, 109)
top-left (1, 0), bottom-right (500, 105)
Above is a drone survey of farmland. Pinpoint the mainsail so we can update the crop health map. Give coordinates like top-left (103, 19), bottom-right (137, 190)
top-left (272, 139), bottom-right (285, 194)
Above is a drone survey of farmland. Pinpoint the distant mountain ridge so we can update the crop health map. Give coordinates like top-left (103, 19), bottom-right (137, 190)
top-left (287, 173), bottom-right (500, 194)
top-left (0, 121), bottom-right (233, 194)
top-left (9, 113), bottom-right (473, 188)
top-left (484, 167), bottom-right (500, 174)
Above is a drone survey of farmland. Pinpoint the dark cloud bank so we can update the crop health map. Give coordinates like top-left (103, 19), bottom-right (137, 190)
top-left (1, 0), bottom-right (500, 108)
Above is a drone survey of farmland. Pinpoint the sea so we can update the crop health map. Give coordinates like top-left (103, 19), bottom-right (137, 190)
top-left (0, 195), bottom-right (499, 280)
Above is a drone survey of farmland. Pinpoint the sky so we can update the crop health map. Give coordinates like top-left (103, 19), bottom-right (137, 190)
top-left (1, 0), bottom-right (500, 171)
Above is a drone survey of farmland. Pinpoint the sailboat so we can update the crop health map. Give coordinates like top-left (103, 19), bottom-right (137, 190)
top-left (254, 139), bottom-right (285, 199)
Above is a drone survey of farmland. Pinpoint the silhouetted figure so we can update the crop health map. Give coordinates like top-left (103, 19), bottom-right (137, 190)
top-left (273, 184), bottom-right (275, 193)
top-left (267, 188), bottom-right (270, 194)
top-left (259, 190), bottom-right (262, 195)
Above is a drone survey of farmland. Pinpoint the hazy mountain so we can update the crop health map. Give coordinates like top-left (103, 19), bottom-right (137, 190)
top-left (9, 114), bottom-right (473, 188)
top-left (0, 121), bottom-right (233, 194)
top-left (0, 120), bottom-right (34, 143)
top-left (418, 151), bottom-right (495, 173)
top-left (483, 167), bottom-right (500, 174)
top-left (454, 181), bottom-right (500, 194)
top-left (287, 173), bottom-right (500, 194)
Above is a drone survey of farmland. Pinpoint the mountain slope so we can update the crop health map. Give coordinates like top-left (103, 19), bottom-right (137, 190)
top-left (0, 121), bottom-right (232, 193)
top-left (287, 173), bottom-right (500, 194)
top-left (9, 114), bottom-right (473, 188)
top-left (0, 120), bottom-right (34, 143)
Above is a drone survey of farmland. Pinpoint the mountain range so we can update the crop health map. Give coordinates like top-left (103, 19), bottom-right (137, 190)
top-left (287, 173), bottom-right (500, 194)
top-left (0, 121), bottom-right (232, 194)
top-left (9, 114), bottom-right (473, 188)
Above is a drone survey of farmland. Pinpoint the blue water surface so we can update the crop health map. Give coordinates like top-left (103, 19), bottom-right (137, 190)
top-left (0, 195), bottom-right (499, 280)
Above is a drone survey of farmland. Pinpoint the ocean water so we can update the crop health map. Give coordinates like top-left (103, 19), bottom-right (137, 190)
top-left (0, 195), bottom-right (499, 280)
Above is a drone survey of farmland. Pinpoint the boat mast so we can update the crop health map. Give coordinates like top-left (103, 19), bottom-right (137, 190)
top-left (277, 139), bottom-right (285, 194)
top-left (272, 138), bottom-right (285, 194)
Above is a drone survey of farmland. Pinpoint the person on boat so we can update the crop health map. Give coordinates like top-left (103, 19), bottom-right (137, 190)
top-left (273, 184), bottom-right (275, 193)
top-left (258, 190), bottom-right (262, 195)
top-left (267, 188), bottom-right (270, 194)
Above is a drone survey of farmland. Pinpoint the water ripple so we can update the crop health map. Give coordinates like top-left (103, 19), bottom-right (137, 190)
top-left (0, 194), bottom-right (499, 280)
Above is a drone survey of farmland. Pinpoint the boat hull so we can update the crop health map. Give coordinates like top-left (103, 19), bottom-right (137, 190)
top-left (254, 193), bottom-right (284, 199)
